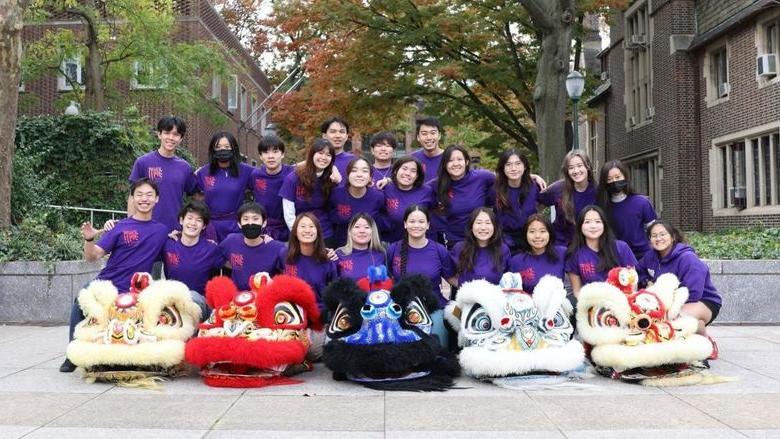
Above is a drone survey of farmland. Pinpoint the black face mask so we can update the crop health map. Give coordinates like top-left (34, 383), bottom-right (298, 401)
top-left (241, 224), bottom-right (263, 240)
top-left (214, 149), bottom-right (233, 162)
top-left (607, 180), bottom-right (629, 195)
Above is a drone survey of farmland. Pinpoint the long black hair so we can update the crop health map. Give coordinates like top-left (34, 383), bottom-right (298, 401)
top-left (495, 148), bottom-right (533, 212)
top-left (457, 207), bottom-right (504, 274)
top-left (400, 204), bottom-right (430, 276)
top-left (435, 145), bottom-right (470, 210)
top-left (520, 213), bottom-right (560, 262)
top-left (597, 159), bottom-right (636, 212)
top-left (296, 138), bottom-right (336, 199)
top-left (568, 205), bottom-right (620, 272)
top-left (208, 131), bottom-right (240, 177)
top-left (391, 156), bottom-right (425, 189)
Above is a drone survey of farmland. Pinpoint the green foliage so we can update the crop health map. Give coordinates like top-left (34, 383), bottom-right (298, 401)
top-left (0, 215), bottom-right (83, 262)
top-left (687, 228), bottom-right (780, 260)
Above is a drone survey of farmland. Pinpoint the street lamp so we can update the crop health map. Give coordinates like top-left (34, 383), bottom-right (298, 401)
top-left (566, 70), bottom-right (585, 151)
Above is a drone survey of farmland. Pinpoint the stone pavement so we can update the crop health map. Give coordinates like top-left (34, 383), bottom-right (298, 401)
top-left (1, 325), bottom-right (779, 438)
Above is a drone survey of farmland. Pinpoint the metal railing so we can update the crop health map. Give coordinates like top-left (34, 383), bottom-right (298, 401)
top-left (44, 204), bottom-right (127, 225)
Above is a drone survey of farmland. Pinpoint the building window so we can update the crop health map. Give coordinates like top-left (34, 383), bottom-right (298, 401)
top-left (588, 118), bottom-right (598, 166)
top-left (131, 61), bottom-right (166, 89)
top-left (708, 45), bottom-right (729, 101)
top-left (260, 106), bottom-right (267, 133)
top-left (227, 75), bottom-right (238, 110)
top-left (240, 86), bottom-right (248, 121)
top-left (711, 129), bottom-right (780, 211)
top-left (251, 95), bottom-right (258, 129)
top-left (757, 17), bottom-right (780, 83)
top-left (212, 76), bottom-right (221, 100)
top-left (58, 58), bottom-right (84, 91)
top-left (626, 154), bottom-right (661, 212)
top-left (623, 1), bottom-right (652, 128)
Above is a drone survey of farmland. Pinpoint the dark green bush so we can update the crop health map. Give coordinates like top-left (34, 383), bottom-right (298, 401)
top-left (0, 215), bottom-right (83, 262)
top-left (687, 227), bottom-right (780, 260)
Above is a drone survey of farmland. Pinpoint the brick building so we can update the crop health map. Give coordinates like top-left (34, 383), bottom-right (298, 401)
top-left (589, 0), bottom-right (780, 231)
top-left (19, 0), bottom-right (272, 166)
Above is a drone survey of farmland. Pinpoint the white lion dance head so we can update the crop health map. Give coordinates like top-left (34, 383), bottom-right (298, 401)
top-left (445, 273), bottom-right (584, 381)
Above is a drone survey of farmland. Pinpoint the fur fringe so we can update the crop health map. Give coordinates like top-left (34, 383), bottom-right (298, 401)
top-left (641, 373), bottom-right (737, 387)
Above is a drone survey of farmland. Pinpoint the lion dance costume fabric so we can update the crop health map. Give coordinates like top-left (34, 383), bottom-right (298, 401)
top-left (576, 267), bottom-right (727, 386)
top-left (321, 266), bottom-right (460, 391)
top-left (445, 273), bottom-right (585, 385)
top-left (66, 273), bottom-right (202, 387)
top-left (185, 273), bottom-right (322, 388)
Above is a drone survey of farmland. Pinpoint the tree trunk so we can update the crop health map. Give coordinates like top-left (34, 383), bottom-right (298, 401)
top-left (81, 0), bottom-right (104, 111)
top-left (520, 0), bottom-right (575, 181)
top-left (0, 0), bottom-right (29, 228)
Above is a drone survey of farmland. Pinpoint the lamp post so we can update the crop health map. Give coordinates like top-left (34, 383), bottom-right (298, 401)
top-left (565, 70), bottom-right (585, 151)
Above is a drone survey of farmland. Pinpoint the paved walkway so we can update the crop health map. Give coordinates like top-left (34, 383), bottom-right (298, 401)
top-left (1, 325), bottom-right (779, 438)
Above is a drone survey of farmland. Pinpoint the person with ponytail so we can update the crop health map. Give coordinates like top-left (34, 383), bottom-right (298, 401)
top-left (449, 207), bottom-right (510, 286)
top-left (335, 213), bottom-right (387, 281)
top-left (494, 149), bottom-right (542, 253)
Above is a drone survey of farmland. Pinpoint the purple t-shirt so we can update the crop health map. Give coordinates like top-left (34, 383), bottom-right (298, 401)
top-left (252, 164), bottom-right (294, 241)
top-left (410, 149), bottom-right (443, 183)
top-left (195, 162), bottom-right (254, 242)
top-left (496, 183), bottom-right (541, 249)
top-left (335, 248), bottom-right (387, 281)
top-left (328, 186), bottom-right (385, 247)
top-left (95, 217), bottom-right (169, 292)
top-left (565, 240), bottom-right (638, 285)
top-left (219, 233), bottom-right (285, 290)
top-left (607, 194), bottom-right (657, 259)
top-left (637, 243), bottom-right (722, 305)
top-left (129, 151), bottom-right (197, 231)
top-left (386, 239), bottom-right (455, 306)
top-left (380, 183), bottom-right (435, 242)
top-left (371, 164), bottom-right (393, 184)
top-left (537, 180), bottom-right (597, 246)
top-left (163, 238), bottom-right (225, 294)
top-left (450, 241), bottom-right (511, 285)
top-left (333, 151), bottom-right (356, 185)
top-left (509, 245), bottom-right (567, 294)
top-left (279, 171), bottom-right (333, 238)
top-left (431, 169), bottom-right (496, 244)
top-left (282, 251), bottom-right (338, 304)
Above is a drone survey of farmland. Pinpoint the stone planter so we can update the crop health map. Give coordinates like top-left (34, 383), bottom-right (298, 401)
top-left (705, 259), bottom-right (780, 324)
top-left (0, 260), bottom-right (102, 324)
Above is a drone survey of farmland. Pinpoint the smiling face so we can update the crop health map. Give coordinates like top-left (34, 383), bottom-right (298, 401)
top-left (296, 216), bottom-right (318, 244)
top-left (312, 148), bottom-right (332, 171)
top-left (323, 122), bottom-right (348, 152)
top-left (348, 159), bottom-right (371, 189)
top-left (649, 223), bottom-right (674, 255)
top-left (581, 209), bottom-right (605, 241)
top-left (395, 161), bottom-right (419, 189)
top-left (471, 211), bottom-right (495, 246)
top-left (404, 210), bottom-right (429, 240)
top-left (131, 183), bottom-right (159, 214)
top-left (503, 154), bottom-right (526, 183)
top-left (526, 220), bottom-right (550, 254)
top-left (446, 150), bottom-right (467, 180)
top-left (180, 212), bottom-right (205, 239)
top-left (350, 218), bottom-right (372, 248)
top-left (372, 141), bottom-right (394, 162)
top-left (567, 156), bottom-right (589, 185)
top-left (416, 124), bottom-right (441, 153)
top-left (157, 128), bottom-right (182, 155)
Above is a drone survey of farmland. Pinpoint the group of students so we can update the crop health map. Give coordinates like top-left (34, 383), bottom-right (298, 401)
top-left (59, 114), bottom-right (722, 372)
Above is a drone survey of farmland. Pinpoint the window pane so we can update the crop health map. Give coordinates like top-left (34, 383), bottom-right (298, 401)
top-left (763, 135), bottom-right (772, 205)
top-left (721, 146), bottom-right (728, 208)
top-left (65, 62), bottom-right (78, 83)
top-left (732, 141), bottom-right (746, 189)
top-left (776, 133), bottom-right (780, 205)
top-left (753, 139), bottom-right (760, 205)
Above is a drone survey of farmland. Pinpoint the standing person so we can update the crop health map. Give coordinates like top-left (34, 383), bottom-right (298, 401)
top-left (128, 116), bottom-right (197, 231)
top-left (282, 213), bottom-right (338, 306)
top-left (565, 205), bottom-right (638, 296)
top-left (411, 117), bottom-right (444, 182)
top-left (386, 205), bottom-right (455, 346)
top-left (279, 138), bottom-right (339, 248)
top-left (328, 157), bottom-right (385, 247)
top-left (638, 220), bottom-right (722, 345)
top-left (60, 178), bottom-right (169, 372)
top-left (162, 200), bottom-right (225, 318)
top-left (369, 131), bottom-right (397, 185)
top-left (597, 160), bottom-right (657, 260)
top-left (494, 149), bottom-right (542, 253)
top-left (195, 132), bottom-right (254, 242)
top-left (379, 156), bottom-right (434, 242)
top-left (321, 116), bottom-right (354, 181)
top-left (335, 213), bottom-right (387, 282)
top-left (252, 135), bottom-right (295, 242)
top-left (432, 145), bottom-right (496, 247)
top-left (538, 149), bottom-right (597, 247)
top-left (509, 214), bottom-right (567, 294)
top-left (219, 202), bottom-right (286, 291)
top-left (449, 207), bottom-right (511, 286)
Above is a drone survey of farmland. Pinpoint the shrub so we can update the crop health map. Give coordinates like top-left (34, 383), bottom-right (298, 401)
top-left (687, 227), bottom-right (780, 260)
top-left (0, 215), bottom-right (83, 262)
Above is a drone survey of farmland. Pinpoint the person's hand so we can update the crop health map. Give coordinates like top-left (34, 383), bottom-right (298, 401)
top-left (81, 222), bottom-right (98, 241)
top-left (330, 166), bottom-right (342, 184)
top-left (326, 247), bottom-right (338, 261)
top-left (168, 230), bottom-right (181, 241)
top-left (530, 173), bottom-right (547, 191)
top-left (376, 177), bottom-right (391, 190)
top-left (102, 219), bottom-right (118, 231)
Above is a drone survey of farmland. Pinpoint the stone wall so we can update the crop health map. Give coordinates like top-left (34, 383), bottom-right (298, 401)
top-left (705, 259), bottom-right (780, 323)
top-left (0, 261), bottom-right (102, 324)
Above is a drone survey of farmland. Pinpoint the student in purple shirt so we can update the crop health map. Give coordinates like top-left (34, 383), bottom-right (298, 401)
top-left (219, 202), bottom-right (286, 291)
top-left (495, 149), bottom-right (542, 253)
top-left (61, 178), bottom-right (169, 373)
top-left (280, 138), bottom-right (340, 248)
top-left (386, 205), bottom-right (455, 347)
top-left (538, 149), bottom-right (597, 247)
top-left (369, 131), bottom-right (397, 185)
top-left (252, 135), bottom-right (294, 242)
top-left (336, 213), bottom-right (387, 281)
top-left (163, 201), bottom-right (224, 318)
top-left (411, 117), bottom-right (445, 183)
top-left (432, 145), bottom-right (496, 247)
top-left (378, 156), bottom-right (434, 242)
top-left (282, 212), bottom-right (338, 307)
top-left (128, 116), bottom-right (197, 231)
top-left (450, 207), bottom-right (511, 286)
top-left (328, 157), bottom-right (385, 247)
top-left (565, 205), bottom-right (638, 296)
top-left (510, 214), bottom-right (567, 294)
top-left (638, 220), bottom-right (722, 351)
top-left (321, 116), bottom-right (354, 182)
top-left (195, 132), bottom-right (254, 242)
top-left (597, 160), bottom-right (657, 260)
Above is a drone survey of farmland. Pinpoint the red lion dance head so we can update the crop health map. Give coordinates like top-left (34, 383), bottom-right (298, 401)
top-left (185, 273), bottom-right (322, 387)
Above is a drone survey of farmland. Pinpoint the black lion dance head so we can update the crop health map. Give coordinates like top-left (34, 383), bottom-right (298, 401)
top-left (321, 266), bottom-right (460, 391)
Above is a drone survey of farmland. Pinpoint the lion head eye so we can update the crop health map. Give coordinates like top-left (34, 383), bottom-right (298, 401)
top-left (273, 302), bottom-right (303, 326)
